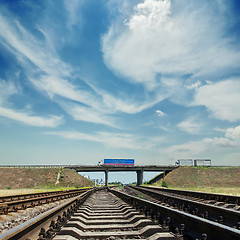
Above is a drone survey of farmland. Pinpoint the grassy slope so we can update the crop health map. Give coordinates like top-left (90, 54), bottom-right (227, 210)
top-left (154, 166), bottom-right (240, 195)
top-left (0, 167), bottom-right (94, 189)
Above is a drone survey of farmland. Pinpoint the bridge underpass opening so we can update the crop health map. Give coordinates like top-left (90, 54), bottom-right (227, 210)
top-left (108, 172), bottom-right (136, 184)
top-left (78, 172), bottom-right (105, 186)
top-left (79, 171), bottom-right (163, 185)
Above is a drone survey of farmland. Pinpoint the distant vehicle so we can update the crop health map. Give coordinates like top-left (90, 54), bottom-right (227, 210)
top-left (175, 159), bottom-right (193, 166)
top-left (103, 159), bottom-right (134, 166)
top-left (194, 159), bottom-right (211, 166)
top-left (175, 159), bottom-right (211, 166)
top-left (98, 160), bottom-right (103, 166)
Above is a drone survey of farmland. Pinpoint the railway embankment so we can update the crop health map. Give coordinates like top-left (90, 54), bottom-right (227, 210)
top-left (154, 166), bottom-right (240, 195)
top-left (0, 167), bottom-right (94, 189)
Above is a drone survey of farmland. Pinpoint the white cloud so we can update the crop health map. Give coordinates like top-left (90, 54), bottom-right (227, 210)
top-left (45, 128), bottom-right (166, 151)
top-left (101, 93), bottom-right (164, 114)
top-left (60, 102), bottom-right (116, 127)
top-left (194, 79), bottom-right (240, 122)
top-left (0, 11), bottom-right (168, 128)
top-left (45, 130), bottom-right (147, 149)
top-left (0, 13), bottom-right (84, 108)
top-left (0, 80), bottom-right (18, 104)
top-left (163, 125), bottom-right (240, 161)
top-left (186, 80), bottom-right (201, 90)
top-left (0, 12), bottom-right (116, 128)
top-left (0, 13), bottom-right (96, 103)
top-left (31, 75), bottom-right (101, 109)
top-left (177, 117), bottom-right (203, 134)
top-left (0, 14), bottom-right (71, 78)
top-left (155, 109), bottom-right (166, 117)
top-left (214, 127), bottom-right (225, 133)
top-left (225, 126), bottom-right (240, 140)
top-left (166, 140), bottom-right (209, 158)
top-left (98, 132), bottom-right (143, 149)
top-left (128, 0), bottom-right (171, 31)
top-left (0, 107), bottom-right (62, 127)
top-left (0, 80), bottom-right (62, 127)
top-left (64, 0), bottom-right (85, 29)
top-left (102, 0), bottom-right (240, 89)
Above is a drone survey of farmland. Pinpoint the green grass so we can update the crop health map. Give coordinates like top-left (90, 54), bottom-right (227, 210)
top-left (168, 186), bottom-right (240, 196)
top-left (0, 186), bottom-right (93, 197)
top-left (151, 183), bottom-right (240, 196)
top-left (149, 166), bottom-right (240, 196)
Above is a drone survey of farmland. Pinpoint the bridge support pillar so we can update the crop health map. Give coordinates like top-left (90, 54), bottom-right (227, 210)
top-left (136, 170), bottom-right (143, 186)
top-left (105, 170), bottom-right (109, 186)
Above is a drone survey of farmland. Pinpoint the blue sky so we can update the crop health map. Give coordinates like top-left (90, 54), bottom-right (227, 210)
top-left (1, 0), bottom-right (240, 172)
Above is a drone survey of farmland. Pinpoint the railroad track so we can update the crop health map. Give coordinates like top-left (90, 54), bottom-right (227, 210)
top-left (0, 189), bottom-right (93, 240)
top-left (128, 186), bottom-right (240, 229)
top-left (0, 189), bottom-right (91, 215)
top-left (1, 187), bottom-right (240, 239)
top-left (122, 185), bottom-right (240, 239)
top-left (139, 186), bottom-right (240, 205)
top-left (53, 189), bottom-right (177, 240)
top-left (1, 188), bottom-right (178, 240)
top-left (0, 189), bottom-right (88, 203)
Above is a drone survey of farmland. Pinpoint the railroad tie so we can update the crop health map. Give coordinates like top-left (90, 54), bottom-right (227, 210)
top-left (53, 190), bottom-right (177, 239)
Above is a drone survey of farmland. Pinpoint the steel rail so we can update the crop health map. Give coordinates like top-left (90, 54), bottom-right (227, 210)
top-left (0, 188), bottom-right (90, 203)
top-left (140, 185), bottom-right (240, 205)
top-left (130, 186), bottom-right (240, 229)
top-left (0, 188), bottom-right (92, 214)
top-left (110, 188), bottom-right (240, 240)
top-left (0, 189), bottom-right (94, 240)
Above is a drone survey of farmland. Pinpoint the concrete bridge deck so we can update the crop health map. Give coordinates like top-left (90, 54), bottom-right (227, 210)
top-left (0, 165), bottom-right (178, 186)
top-left (66, 165), bottom-right (177, 172)
top-left (68, 165), bottom-right (177, 186)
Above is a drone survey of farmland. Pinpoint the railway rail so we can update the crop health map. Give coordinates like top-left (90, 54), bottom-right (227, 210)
top-left (122, 186), bottom-right (240, 239)
top-left (128, 186), bottom-right (240, 229)
top-left (139, 186), bottom-right (240, 205)
top-left (0, 188), bottom-right (178, 240)
top-left (0, 187), bottom-right (240, 239)
top-left (0, 189), bottom-right (93, 240)
top-left (0, 189), bottom-right (88, 203)
top-left (53, 189), bottom-right (177, 239)
top-left (0, 189), bottom-right (91, 215)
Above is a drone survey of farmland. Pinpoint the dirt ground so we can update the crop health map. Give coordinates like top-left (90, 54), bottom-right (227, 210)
top-left (155, 166), bottom-right (240, 195)
top-left (0, 188), bottom-right (71, 196)
top-left (0, 167), bottom-right (94, 190)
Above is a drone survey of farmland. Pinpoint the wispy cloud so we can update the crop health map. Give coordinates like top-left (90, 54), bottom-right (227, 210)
top-left (59, 101), bottom-right (116, 127)
top-left (30, 75), bottom-right (101, 109)
top-left (177, 117), bottom-right (203, 135)
top-left (101, 92), bottom-right (165, 114)
top-left (0, 79), bottom-right (62, 127)
top-left (64, 0), bottom-right (85, 29)
top-left (0, 10), bottom-right (168, 129)
top-left (0, 80), bottom-right (18, 104)
top-left (0, 107), bottom-right (63, 127)
top-left (0, 14), bottom-right (71, 78)
top-left (45, 130), bottom-right (151, 149)
top-left (0, 11), bottom-right (117, 127)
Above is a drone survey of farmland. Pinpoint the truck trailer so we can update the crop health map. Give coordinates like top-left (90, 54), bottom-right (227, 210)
top-left (103, 159), bottom-right (134, 165)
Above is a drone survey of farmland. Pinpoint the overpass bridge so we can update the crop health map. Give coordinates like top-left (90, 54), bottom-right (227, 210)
top-left (0, 165), bottom-right (178, 186)
top-left (63, 165), bottom-right (178, 186)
